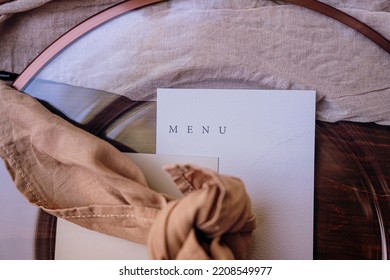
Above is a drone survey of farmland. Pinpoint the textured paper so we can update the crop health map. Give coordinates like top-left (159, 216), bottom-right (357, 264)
top-left (156, 88), bottom-right (316, 259)
top-left (55, 153), bottom-right (218, 260)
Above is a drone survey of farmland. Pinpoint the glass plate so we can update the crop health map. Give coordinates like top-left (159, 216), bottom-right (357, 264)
top-left (9, 0), bottom-right (390, 260)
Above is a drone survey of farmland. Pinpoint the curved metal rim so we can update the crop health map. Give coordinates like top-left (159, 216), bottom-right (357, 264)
top-left (13, 0), bottom-right (390, 91)
top-left (12, 0), bottom-right (163, 91)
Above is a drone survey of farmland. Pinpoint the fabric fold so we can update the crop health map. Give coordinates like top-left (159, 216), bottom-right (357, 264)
top-left (0, 0), bottom-right (52, 14)
top-left (0, 0), bottom-right (52, 24)
top-left (148, 165), bottom-right (256, 259)
top-left (0, 81), bottom-right (256, 259)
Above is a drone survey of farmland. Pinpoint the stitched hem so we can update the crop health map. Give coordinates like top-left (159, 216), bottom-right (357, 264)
top-left (62, 213), bottom-right (154, 222)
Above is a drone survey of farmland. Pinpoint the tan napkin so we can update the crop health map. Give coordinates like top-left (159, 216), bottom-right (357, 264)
top-left (0, 81), bottom-right (256, 259)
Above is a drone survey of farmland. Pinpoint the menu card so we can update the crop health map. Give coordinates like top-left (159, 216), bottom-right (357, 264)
top-left (156, 88), bottom-right (316, 259)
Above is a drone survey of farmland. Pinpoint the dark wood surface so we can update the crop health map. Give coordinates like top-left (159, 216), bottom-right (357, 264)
top-left (314, 121), bottom-right (390, 259)
top-left (35, 210), bottom-right (56, 260)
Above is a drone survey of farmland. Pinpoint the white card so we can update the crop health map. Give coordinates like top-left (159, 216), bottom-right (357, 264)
top-left (156, 88), bottom-right (316, 259)
top-left (55, 153), bottom-right (218, 260)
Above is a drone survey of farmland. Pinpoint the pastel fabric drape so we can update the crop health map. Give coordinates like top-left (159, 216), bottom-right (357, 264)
top-left (0, 0), bottom-right (52, 23)
top-left (0, 81), bottom-right (256, 259)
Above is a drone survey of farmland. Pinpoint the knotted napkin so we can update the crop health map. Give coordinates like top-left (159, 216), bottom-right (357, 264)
top-left (0, 81), bottom-right (256, 259)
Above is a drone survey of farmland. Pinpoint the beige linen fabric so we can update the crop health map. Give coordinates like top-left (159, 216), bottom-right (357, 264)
top-left (0, 0), bottom-right (122, 73)
top-left (0, 81), bottom-right (256, 259)
top-left (0, 0), bottom-right (51, 23)
top-left (0, 0), bottom-right (51, 15)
